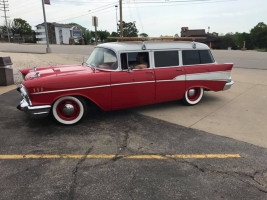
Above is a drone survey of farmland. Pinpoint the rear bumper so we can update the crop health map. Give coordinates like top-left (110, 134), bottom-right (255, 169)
top-left (223, 80), bottom-right (234, 91)
top-left (17, 98), bottom-right (51, 118)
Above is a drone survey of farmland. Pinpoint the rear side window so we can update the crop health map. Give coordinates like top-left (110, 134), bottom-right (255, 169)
top-left (182, 50), bottom-right (214, 65)
top-left (154, 51), bottom-right (179, 67)
top-left (199, 50), bottom-right (214, 64)
top-left (182, 50), bottom-right (200, 65)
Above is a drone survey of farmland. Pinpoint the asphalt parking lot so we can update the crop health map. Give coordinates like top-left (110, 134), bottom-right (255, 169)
top-left (1, 90), bottom-right (267, 200)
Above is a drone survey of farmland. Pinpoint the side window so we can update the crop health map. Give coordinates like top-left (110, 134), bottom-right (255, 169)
top-left (120, 52), bottom-right (150, 70)
top-left (199, 50), bottom-right (214, 64)
top-left (120, 53), bottom-right (128, 70)
top-left (154, 51), bottom-right (179, 67)
top-left (182, 50), bottom-right (200, 65)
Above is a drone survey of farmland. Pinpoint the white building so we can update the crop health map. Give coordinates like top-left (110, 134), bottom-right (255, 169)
top-left (35, 23), bottom-right (82, 44)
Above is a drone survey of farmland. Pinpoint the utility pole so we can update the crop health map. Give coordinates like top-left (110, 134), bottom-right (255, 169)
top-left (41, 0), bottom-right (51, 53)
top-left (115, 5), bottom-right (118, 33)
top-left (0, 0), bottom-right (10, 42)
top-left (119, 0), bottom-right (123, 37)
top-left (92, 16), bottom-right (98, 45)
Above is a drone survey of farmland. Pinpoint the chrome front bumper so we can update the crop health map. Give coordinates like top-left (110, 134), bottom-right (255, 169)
top-left (17, 98), bottom-right (51, 118)
top-left (223, 80), bottom-right (234, 91)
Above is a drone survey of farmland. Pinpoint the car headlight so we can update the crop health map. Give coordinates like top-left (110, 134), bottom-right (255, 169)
top-left (18, 84), bottom-right (31, 105)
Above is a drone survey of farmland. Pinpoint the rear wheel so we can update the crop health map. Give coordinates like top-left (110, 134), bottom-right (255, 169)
top-left (52, 96), bottom-right (87, 125)
top-left (183, 87), bottom-right (204, 105)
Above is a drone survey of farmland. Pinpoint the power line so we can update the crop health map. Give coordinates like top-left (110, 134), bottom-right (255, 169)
top-left (0, 0), bottom-right (10, 42)
top-left (56, 2), bottom-right (117, 23)
top-left (53, 0), bottom-right (116, 4)
top-left (123, 0), bottom-right (237, 8)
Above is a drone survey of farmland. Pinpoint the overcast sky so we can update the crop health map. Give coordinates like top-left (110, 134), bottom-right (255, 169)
top-left (2, 0), bottom-right (267, 36)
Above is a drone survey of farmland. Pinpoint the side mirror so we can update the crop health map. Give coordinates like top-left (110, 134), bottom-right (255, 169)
top-left (127, 66), bottom-right (133, 73)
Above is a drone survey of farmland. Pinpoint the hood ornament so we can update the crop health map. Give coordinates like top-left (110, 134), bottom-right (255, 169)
top-left (30, 72), bottom-right (40, 80)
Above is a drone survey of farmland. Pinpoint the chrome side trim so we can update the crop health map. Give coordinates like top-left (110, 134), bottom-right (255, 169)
top-left (111, 81), bottom-right (155, 86)
top-left (32, 84), bottom-right (111, 95)
top-left (156, 79), bottom-right (183, 83)
top-left (32, 111), bottom-right (50, 115)
top-left (32, 81), bottom-right (155, 95)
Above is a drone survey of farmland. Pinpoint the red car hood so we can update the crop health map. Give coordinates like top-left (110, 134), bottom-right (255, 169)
top-left (21, 64), bottom-right (94, 80)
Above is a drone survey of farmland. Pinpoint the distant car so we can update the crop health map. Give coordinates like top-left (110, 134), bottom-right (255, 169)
top-left (17, 41), bottom-right (234, 125)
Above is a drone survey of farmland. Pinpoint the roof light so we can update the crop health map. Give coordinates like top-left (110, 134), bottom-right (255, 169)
top-left (142, 41), bottom-right (146, 50)
top-left (192, 41), bottom-right (196, 49)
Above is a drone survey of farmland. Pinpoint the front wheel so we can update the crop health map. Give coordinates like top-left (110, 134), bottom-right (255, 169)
top-left (52, 96), bottom-right (87, 125)
top-left (183, 88), bottom-right (204, 105)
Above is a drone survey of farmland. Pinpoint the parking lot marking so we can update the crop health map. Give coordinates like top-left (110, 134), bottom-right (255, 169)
top-left (0, 154), bottom-right (241, 159)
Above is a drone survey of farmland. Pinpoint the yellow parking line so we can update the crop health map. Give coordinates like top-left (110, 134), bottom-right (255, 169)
top-left (0, 154), bottom-right (241, 159)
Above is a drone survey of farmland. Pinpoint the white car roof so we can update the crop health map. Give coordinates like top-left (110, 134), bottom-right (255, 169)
top-left (97, 41), bottom-right (210, 52)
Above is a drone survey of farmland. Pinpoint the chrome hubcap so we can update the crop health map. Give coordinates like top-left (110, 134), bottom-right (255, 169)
top-left (62, 104), bottom-right (74, 116)
top-left (188, 89), bottom-right (196, 97)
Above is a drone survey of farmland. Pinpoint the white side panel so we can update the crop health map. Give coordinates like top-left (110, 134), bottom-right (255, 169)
top-left (185, 71), bottom-right (231, 81)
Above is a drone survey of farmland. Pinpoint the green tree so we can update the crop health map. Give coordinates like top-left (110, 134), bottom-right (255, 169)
top-left (118, 21), bottom-right (138, 37)
top-left (11, 18), bottom-right (32, 36)
top-left (250, 22), bottom-right (267, 49)
top-left (139, 33), bottom-right (148, 37)
top-left (221, 33), bottom-right (238, 49)
top-left (107, 32), bottom-right (119, 42)
top-left (236, 32), bottom-right (253, 50)
top-left (84, 30), bottom-right (92, 44)
top-left (98, 30), bottom-right (110, 42)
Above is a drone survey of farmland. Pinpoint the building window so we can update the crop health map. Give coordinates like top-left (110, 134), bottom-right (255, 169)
top-left (154, 51), bottom-right (179, 67)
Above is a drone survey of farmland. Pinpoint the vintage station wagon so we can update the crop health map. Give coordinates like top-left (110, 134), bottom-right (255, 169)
top-left (17, 40), bottom-right (234, 125)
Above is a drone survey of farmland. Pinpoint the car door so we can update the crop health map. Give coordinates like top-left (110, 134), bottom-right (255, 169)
top-left (111, 51), bottom-right (156, 110)
top-left (153, 50), bottom-right (185, 103)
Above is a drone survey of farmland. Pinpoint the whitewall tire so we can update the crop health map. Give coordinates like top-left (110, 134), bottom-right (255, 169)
top-left (52, 96), bottom-right (87, 125)
top-left (183, 88), bottom-right (204, 105)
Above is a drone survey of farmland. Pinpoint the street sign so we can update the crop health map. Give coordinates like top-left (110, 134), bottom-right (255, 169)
top-left (92, 16), bottom-right (98, 27)
top-left (44, 0), bottom-right (50, 5)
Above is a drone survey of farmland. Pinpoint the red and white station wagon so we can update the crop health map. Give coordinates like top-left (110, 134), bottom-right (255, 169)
top-left (17, 40), bottom-right (234, 125)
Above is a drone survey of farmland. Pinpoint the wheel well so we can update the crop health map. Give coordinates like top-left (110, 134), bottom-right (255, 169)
top-left (51, 95), bottom-right (102, 111)
top-left (72, 95), bottom-right (102, 110)
top-left (186, 86), bottom-right (210, 92)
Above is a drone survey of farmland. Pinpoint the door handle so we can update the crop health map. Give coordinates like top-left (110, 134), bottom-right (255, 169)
top-left (146, 71), bottom-right (154, 74)
top-left (176, 68), bottom-right (184, 71)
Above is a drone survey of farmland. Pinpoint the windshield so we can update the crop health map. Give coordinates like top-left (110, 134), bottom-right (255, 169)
top-left (86, 48), bottom-right (118, 70)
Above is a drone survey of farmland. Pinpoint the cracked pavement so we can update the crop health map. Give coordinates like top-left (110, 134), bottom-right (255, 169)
top-left (0, 90), bottom-right (267, 200)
